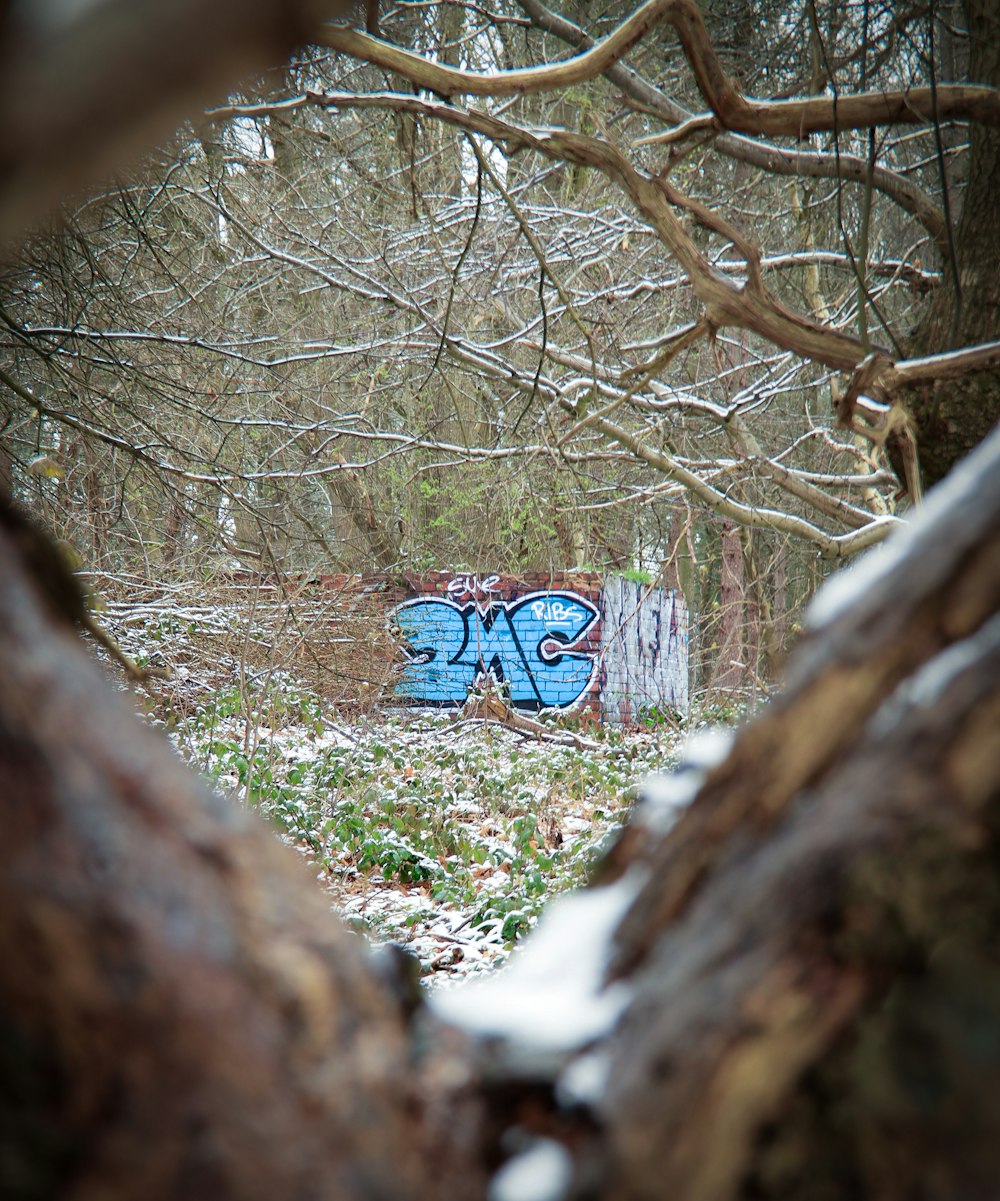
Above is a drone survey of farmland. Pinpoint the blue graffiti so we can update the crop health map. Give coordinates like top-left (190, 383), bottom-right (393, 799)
top-left (393, 591), bottom-right (599, 711)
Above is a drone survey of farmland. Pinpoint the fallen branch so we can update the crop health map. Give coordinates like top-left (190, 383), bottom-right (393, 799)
top-left (455, 685), bottom-right (605, 751)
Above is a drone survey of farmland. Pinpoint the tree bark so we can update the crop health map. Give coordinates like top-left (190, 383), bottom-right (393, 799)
top-left (0, 0), bottom-right (356, 246)
top-left (0, 501), bottom-right (475, 1201)
top-left (598, 425), bottom-right (1000, 1201)
top-left (905, 0), bottom-right (1000, 486)
top-left (606, 619), bottom-right (1000, 1201)
top-left (326, 458), bottom-right (402, 571)
top-left (712, 517), bottom-right (744, 692)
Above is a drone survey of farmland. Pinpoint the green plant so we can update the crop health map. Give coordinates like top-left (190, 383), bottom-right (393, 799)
top-left (170, 687), bottom-right (684, 976)
top-left (621, 568), bottom-right (654, 585)
top-left (637, 703), bottom-right (684, 730)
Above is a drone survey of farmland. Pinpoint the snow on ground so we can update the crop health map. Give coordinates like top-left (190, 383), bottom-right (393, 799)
top-left (181, 703), bottom-right (681, 982)
top-left (93, 582), bottom-right (686, 982)
top-left (430, 868), bottom-right (641, 1045)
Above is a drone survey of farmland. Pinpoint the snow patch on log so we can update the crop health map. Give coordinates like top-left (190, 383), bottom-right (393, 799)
top-left (634, 727), bottom-right (734, 833)
top-left (805, 541), bottom-right (902, 629)
top-left (874, 612), bottom-right (1000, 733)
top-left (488, 1139), bottom-right (573, 1201)
top-left (430, 871), bottom-right (643, 1053)
top-left (556, 1046), bottom-right (614, 1106)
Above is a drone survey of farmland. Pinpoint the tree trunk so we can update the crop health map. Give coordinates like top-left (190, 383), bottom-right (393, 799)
top-left (0, 499), bottom-right (474, 1201)
top-left (741, 528), bottom-right (763, 696)
top-left (326, 457), bottom-right (401, 571)
top-left (905, 0), bottom-right (1000, 487)
top-left (599, 425), bottom-right (1000, 1200)
top-left (713, 517), bottom-right (745, 693)
top-left (764, 536), bottom-right (788, 676)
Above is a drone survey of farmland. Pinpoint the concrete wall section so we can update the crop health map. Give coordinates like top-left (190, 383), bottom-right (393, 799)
top-left (307, 569), bottom-right (688, 724)
top-left (598, 577), bottom-right (689, 724)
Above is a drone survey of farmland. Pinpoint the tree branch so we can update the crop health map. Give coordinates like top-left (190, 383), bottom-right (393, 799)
top-left (0, 0), bottom-right (355, 243)
top-left (321, 0), bottom-right (671, 97)
top-left (518, 0), bottom-right (949, 250)
top-left (323, 2), bottom-right (1000, 133)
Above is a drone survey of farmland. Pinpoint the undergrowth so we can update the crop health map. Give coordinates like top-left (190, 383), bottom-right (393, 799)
top-left (98, 591), bottom-right (689, 979)
top-left (168, 675), bottom-right (680, 975)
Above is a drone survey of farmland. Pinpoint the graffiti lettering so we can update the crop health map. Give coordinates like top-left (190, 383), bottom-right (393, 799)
top-left (444, 573), bottom-right (501, 601)
top-left (393, 591), bottom-right (599, 711)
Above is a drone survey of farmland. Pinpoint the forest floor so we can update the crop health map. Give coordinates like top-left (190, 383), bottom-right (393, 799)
top-left (91, 576), bottom-right (693, 981)
top-left (185, 708), bottom-right (682, 982)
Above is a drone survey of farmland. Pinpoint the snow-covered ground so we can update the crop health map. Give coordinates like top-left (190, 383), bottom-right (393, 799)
top-left (93, 582), bottom-right (686, 981)
top-left (176, 699), bottom-right (681, 981)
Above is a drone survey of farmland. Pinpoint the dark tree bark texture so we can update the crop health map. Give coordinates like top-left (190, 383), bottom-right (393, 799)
top-left (0, 0), bottom-right (359, 247)
top-left (0, 503), bottom-right (481, 1201)
top-left (906, 0), bottom-right (1000, 486)
top-left (597, 426), bottom-right (1000, 1200)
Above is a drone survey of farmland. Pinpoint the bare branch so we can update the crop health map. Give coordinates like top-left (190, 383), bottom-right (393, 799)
top-left (885, 340), bottom-right (1000, 390)
top-left (518, 0), bottom-right (950, 249)
top-left (288, 90), bottom-right (873, 370)
top-left (321, 2), bottom-right (1000, 133)
top-left (321, 0), bottom-right (671, 97)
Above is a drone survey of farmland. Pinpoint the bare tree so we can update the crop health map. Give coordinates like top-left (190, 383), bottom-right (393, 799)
top-left (4, 0), bottom-right (997, 693)
top-left (2, 8), bottom-right (1000, 1195)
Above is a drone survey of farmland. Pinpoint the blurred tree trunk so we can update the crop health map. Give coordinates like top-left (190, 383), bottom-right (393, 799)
top-left (0, 497), bottom-right (471, 1201)
top-left (600, 426), bottom-right (1000, 1201)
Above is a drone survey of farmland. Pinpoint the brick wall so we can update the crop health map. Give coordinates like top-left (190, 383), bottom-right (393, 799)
top-left (310, 569), bottom-right (686, 724)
